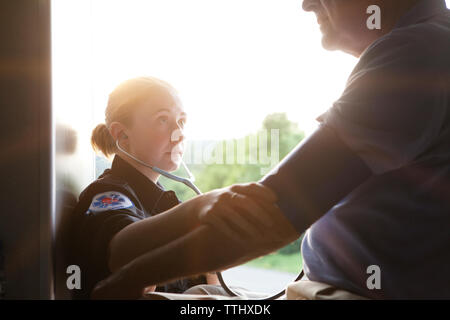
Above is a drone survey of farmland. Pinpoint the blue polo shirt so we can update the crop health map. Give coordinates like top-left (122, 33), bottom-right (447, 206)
top-left (277, 0), bottom-right (449, 299)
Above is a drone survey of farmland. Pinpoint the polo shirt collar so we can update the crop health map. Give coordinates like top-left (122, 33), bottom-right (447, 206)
top-left (394, 0), bottom-right (448, 29)
top-left (110, 154), bottom-right (166, 212)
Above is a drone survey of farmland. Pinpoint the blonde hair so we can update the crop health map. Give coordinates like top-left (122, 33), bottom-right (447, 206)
top-left (91, 76), bottom-right (178, 159)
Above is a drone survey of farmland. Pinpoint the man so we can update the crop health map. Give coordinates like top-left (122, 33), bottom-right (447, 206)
top-left (92, 0), bottom-right (450, 299)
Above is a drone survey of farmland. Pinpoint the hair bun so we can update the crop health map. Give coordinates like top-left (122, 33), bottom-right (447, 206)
top-left (91, 123), bottom-right (116, 159)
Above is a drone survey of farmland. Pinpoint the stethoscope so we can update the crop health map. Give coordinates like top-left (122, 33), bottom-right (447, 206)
top-left (116, 139), bottom-right (304, 300)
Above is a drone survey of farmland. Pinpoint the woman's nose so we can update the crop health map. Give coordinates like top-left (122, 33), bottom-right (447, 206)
top-left (170, 126), bottom-right (185, 144)
top-left (302, 0), bottom-right (319, 12)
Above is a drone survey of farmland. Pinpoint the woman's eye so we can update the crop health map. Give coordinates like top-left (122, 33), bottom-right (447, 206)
top-left (158, 116), bottom-right (168, 124)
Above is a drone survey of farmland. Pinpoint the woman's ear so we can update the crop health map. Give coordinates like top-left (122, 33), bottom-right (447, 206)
top-left (109, 121), bottom-right (128, 142)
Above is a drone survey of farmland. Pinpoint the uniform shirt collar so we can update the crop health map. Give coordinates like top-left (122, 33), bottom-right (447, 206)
top-left (110, 154), bottom-right (172, 214)
top-left (394, 0), bottom-right (448, 29)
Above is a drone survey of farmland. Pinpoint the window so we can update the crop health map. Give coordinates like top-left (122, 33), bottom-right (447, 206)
top-left (52, 0), bottom-right (357, 296)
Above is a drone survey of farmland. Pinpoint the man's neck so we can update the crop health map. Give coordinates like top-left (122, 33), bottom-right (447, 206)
top-left (351, 0), bottom-right (421, 57)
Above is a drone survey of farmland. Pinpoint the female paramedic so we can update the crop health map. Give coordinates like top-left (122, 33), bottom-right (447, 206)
top-left (69, 76), bottom-right (280, 299)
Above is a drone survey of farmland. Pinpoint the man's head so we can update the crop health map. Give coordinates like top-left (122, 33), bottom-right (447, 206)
top-left (302, 0), bottom-right (421, 57)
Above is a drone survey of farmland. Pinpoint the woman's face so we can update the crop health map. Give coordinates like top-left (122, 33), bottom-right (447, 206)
top-left (125, 88), bottom-right (187, 172)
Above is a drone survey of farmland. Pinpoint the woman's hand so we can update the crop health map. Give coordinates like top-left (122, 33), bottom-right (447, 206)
top-left (205, 272), bottom-right (220, 285)
top-left (144, 285), bottom-right (157, 294)
top-left (196, 182), bottom-right (290, 247)
top-left (91, 264), bottom-right (145, 300)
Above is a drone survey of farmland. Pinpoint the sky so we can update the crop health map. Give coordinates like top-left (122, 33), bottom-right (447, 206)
top-left (52, 0), bottom-right (450, 141)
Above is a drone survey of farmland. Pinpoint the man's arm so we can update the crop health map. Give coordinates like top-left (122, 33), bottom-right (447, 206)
top-left (199, 124), bottom-right (374, 242)
top-left (259, 124), bottom-right (373, 234)
top-left (92, 220), bottom-right (296, 299)
top-left (108, 184), bottom-right (283, 273)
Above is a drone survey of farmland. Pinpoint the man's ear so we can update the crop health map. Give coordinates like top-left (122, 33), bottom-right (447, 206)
top-left (109, 121), bottom-right (128, 142)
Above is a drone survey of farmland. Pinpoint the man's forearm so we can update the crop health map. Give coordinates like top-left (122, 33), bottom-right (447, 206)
top-left (124, 225), bottom-right (248, 290)
top-left (108, 183), bottom-right (289, 274)
top-left (111, 224), bottom-right (293, 297)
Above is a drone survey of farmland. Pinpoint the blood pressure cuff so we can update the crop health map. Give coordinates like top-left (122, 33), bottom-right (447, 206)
top-left (260, 124), bottom-right (373, 234)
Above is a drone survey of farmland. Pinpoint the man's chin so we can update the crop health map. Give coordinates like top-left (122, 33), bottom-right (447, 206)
top-left (321, 34), bottom-right (341, 51)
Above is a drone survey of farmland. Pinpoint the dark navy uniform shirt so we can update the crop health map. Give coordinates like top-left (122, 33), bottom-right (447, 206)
top-left (69, 154), bottom-right (206, 299)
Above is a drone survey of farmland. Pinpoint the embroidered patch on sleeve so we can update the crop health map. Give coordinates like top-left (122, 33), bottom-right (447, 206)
top-left (86, 191), bottom-right (134, 215)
